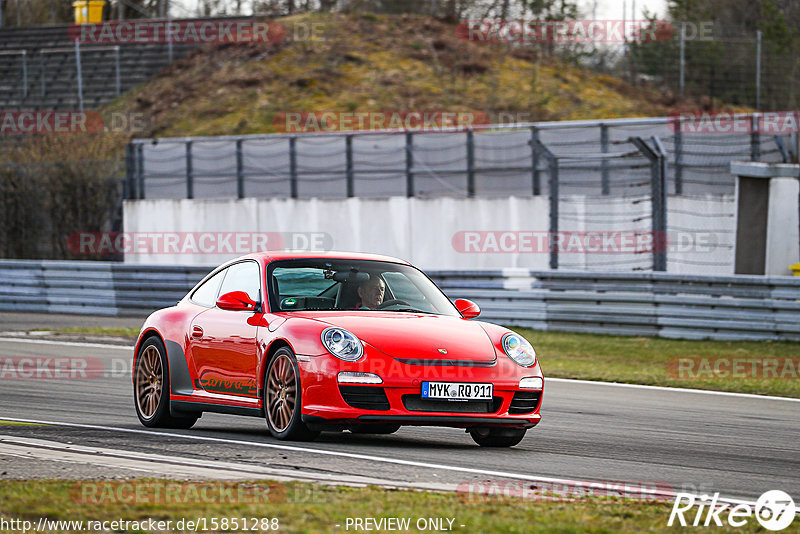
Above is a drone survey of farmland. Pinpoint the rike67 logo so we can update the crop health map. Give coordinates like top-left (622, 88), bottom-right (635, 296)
top-left (669, 490), bottom-right (796, 531)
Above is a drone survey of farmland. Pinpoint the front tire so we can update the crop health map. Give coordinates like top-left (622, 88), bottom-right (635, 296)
top-left (134, 336), bottom-right (197, 429)
top-left (469, 427), bottom-right (526, 447)
top-left (264, 347), bottom-right (319, 441)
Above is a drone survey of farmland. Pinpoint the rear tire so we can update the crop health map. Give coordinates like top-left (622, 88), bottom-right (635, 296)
top-left (469, 427), bottom-right (526, 447)
top-left (349, 423), bottom-right (401, 435)
top-left (134, 336), bottom-right (198, 429)
top-left (264, 347), bottom-right (319, 441)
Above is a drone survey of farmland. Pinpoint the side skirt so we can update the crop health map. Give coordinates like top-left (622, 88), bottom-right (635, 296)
top-left (171, 400), bottom-right (264, 418)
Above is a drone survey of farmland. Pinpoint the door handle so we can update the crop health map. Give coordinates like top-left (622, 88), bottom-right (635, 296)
top-left (191, 325), bottom-right (204, 338)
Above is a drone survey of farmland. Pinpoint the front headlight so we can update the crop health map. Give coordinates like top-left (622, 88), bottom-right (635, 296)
top-left (502, 332), bottom-right (536, 367)
top-left (321, 327), bottom-right (364, 362)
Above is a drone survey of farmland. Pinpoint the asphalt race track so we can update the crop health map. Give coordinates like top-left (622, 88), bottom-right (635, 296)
top-left (0, 333), bottom-right (798, 504)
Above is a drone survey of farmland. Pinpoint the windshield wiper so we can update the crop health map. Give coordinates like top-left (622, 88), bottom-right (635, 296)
top-left (389, 307), bottom-right (438, 315)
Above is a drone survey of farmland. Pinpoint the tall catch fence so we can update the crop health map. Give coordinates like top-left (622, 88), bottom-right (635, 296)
top-left (127, 116), bottom-right (790, 200)
top-left (126, 115), bottom-right (794, 273)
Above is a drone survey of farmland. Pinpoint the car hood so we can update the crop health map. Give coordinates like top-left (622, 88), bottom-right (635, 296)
top-left (293, 311), bottom-right (497, 362)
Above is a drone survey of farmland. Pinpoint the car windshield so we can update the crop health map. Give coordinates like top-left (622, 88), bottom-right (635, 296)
top-left (267, 259), bottom-right (459, 316)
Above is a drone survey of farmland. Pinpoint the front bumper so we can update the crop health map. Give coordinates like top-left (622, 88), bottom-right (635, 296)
top-left (297, 353), bottom-right (543, 429)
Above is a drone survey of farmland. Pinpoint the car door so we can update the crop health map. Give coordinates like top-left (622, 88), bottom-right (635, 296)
top-left (189, 260), bottom-right (262, 400)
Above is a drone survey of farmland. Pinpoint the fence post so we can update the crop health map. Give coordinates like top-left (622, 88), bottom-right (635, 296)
top-left (167, 11), bottom-right (174, 63)
top-left (235, 139), bottom-right (244, 199)
top-left (114, 46), bottom-right (121, 95)
top-left (40, 53), bottom-right (45, 97)
top-left (21, 50), bottom-right (27, 98)
top-left (405, 132), bottom-right (414, 197)
top-left (548, 156), bottom-right (559, 270)
top-left (600, 123), bottom-right (610, 195)
top-left (652, 136), bottom-right (668, 272)
top-left (186, 141), bottom-right (194, 199)
top-left (674, 118), bottom-right (683, 195)
top-left (124, 143), bottom-right (134, 200)
top-left (346, 134), bottom-right (354, 197)
top-left (136, 144), bottom-right (145, 199)
top-left (74, 40), bottom-right (84, 112)
top-left (679, 22), bottom-right (685, 97)
top-left (755, 30), bottom-right (761, 110)
top-left (751, 114), bottom-right (761, 162)
top-left (630, 136), bottom-right (667, 271)
top-left (289, 136), bottom-right (298, 198)
top-left (532, 138), bottom-right (558, 269)
top-left (531, 126), bottom-right (540, 195)
top-left (466, 129), bottom-right (475, 197)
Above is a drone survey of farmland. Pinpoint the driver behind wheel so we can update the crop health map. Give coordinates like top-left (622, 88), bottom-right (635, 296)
top-left (356, 274), bottom-right (385, 309)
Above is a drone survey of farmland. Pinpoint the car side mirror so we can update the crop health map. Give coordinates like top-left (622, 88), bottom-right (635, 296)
top-left (454, 298), bottom-right (480, 319)
top-left (217, 291), bottom-right (259, 312)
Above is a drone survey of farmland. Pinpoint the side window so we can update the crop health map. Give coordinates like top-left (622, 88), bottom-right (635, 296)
top-left (190, 269), bottom-right (227, 307)
top-left (217, 261), bottom-right (261, 303)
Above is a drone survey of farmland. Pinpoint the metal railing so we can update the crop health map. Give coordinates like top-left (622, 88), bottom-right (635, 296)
top-left (1, 259), bottom-right (798, 341)
top-left (124, 115), bottom-right (795, 273)
top-left (0, 49), bottom-right (27, 97)
top-left (126, 114), bottom-right (793, 202)
top-left (39, 43), bottom-right (122, 111)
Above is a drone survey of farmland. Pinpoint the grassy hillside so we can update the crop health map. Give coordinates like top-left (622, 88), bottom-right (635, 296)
top-left (106, 13), bottom-right (690, 138)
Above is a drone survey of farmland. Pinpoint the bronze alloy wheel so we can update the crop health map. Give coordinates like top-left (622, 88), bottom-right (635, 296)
top-left (136, 345), bottom-right (163, 420)
top-left (267, 352), bottom-right (297, 432)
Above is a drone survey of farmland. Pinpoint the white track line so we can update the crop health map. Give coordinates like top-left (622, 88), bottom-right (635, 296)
top-left (0, 415), bottom-right (759, 506)
top-left (0, 434), bottom-right (452, 490)
top-left (1, 337), bottom-right (798, 402)
top-left (545, 378), bottom-right (800, 403)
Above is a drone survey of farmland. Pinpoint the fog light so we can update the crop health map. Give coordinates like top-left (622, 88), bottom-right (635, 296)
top-left (519, 377), bottom-right (543, 389)
top-left (337, 372), bottom-right (383, 384)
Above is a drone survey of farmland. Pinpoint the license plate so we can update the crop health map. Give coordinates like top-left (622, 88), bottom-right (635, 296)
top-left (421, 381), bottom-right (493, 401)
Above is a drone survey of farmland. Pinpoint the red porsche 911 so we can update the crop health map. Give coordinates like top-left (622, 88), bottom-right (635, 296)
top-left (133, 252), bottom-right (543, 447)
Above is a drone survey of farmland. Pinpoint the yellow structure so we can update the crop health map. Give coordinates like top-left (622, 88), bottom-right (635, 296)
top-left (72, 1), bottom-right (106, 24)
top-left (790, 263), bottom-right (800, 276)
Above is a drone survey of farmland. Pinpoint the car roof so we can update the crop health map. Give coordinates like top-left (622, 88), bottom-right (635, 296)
top-left (241, 250), bottom-right (411, 265)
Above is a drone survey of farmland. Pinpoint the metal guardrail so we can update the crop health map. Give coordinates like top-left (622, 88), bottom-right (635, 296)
top-left (0, 260), bottom-right (208, 317)
top-left (1, 260), bottom-right (799, 341)
top-left (431, 270), bottom-right (800, 341)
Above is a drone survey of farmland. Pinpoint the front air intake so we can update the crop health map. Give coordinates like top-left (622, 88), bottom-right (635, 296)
top-left (508, 391), bottom-right (542, 414)
top-left (339, 385), bottom-right (390, 410)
